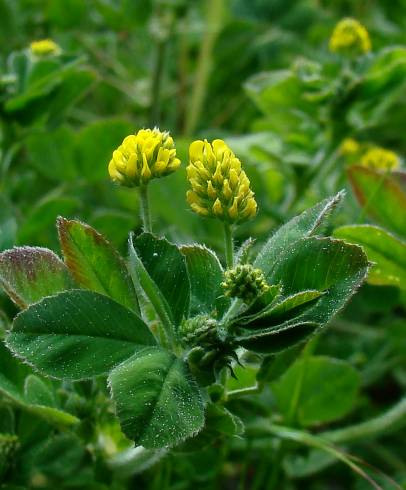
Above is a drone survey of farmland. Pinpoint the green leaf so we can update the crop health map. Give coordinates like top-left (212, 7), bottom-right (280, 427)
top-left (348, 166), bottom-right (406, 239)
top-left (128, 234), bottom-right (175, 344)
top-left (226, 364), bottom-right (257, 392)
top-left (133, 233), bottom-right (190, 325)
top-left (76, 118), bottom-right (134, 182)
top-left (25, 126), bottom-right (78, 182)
top-left (256, 346), bottom-right (302, 384)
top-left (0, 247), bottom-right (73, 308)
top-left (109, 346), bottom-right (204, 449)
top-left (0, 343), bottom-right (78, 427)
top-left (236, 237), bottom-right (368, 353)
top-left (6, 289), bottom-right (156, 380)
top-left (24, 375), bottom-right (55, 407)
top-left (17, 195), bottom-right (80, 245)
top-left (181, 245), bottom-right (227, 316)
top-left (254, 192), bottom-right (344, 279)
top-left (272, 356), bottom-right (360, 426)
top-left (242, 290), bottom-right (323, 328)
top-left (334, 224), bottom-right (406, 290)
top-left (270, 237), bottom-right (369, 322)
top-left (0, 341), bottom-right (30, 405)
top-left (58, 218), bottom-right (139, 313)
top-left (236, 321), bottom-right (320, 354)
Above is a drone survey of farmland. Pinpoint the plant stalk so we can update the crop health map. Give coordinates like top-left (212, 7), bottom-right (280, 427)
top-left (224, 223), bottom-right (234, 269)
top-left (183, 0), bottom-right (224, 135)
top-left (139, 185), bottom-right (152, 232)
top-left (149, 39), bottom-right (166, 127)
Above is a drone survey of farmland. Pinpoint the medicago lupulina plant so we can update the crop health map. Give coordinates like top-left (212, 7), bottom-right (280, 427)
top-left (0, 128), bottom-right (369, 451)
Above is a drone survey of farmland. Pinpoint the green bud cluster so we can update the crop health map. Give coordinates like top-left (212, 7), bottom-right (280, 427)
top-left (222, 264), bottom-right (269, 303)
top-left (180, 315), bottom-right (218, 347)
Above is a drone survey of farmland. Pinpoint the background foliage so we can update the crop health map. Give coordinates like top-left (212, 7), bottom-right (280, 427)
top-left (0, 0), bottom-right (405, 489)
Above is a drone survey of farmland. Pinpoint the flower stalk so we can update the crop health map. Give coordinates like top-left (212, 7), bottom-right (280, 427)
top-left (139, 185), bottom-right (152, 232)
top-left (224, 223), bottom-right (234, 268)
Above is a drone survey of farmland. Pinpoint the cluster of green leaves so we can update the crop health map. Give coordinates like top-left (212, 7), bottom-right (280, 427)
top-left (0, 192), bottom-right (368, 460)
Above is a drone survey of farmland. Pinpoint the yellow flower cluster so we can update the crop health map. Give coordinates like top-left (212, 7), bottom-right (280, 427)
top-left (186, 139), bottom-right (257, 223)
top-left (329, 18), bottom-right (371, 56)
top-left (108, 128), bottom-right (181, 187)
top-left (30, 39), bottom-right (60, 56)
top-left (340, 138), bottom-right (360, 156)
top-left (360, 147), bottom-right (400, 170)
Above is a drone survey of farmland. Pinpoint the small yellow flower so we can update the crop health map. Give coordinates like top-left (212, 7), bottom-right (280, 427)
top-left (340, 138), bottom-right (360, 156)
top-left (108, 128), bottom-right (181, 187)
top-left (30, 39), bottom-right (61, 56)
top-left (186, 139), bottom-right (257, 224)
top-left (329, 18), bottom-right (371, 56)
top-left (360, 147), bottom-right (400, 170)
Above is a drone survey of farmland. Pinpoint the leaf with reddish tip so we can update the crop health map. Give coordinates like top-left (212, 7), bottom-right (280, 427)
top-left (348, 166), bottom-right (406, 239)
top-left (57, 218), bottom-right (139, 314)
top-left (0, 246), bottom-right (73, 308)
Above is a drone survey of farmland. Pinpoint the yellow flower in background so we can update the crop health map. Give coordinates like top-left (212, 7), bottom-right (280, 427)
top-left (30, 39), bottom-right (60, 56)
top-left (108, 128), bottom-right (181, 187)
top-left (360, 147), bottom-right (400, 170)
top-left (186, 139), bottom-right (257, 223)
top-left (329, 18), bottom-right (371, 56)
top-left (340, 138), bottom-right (360, 156)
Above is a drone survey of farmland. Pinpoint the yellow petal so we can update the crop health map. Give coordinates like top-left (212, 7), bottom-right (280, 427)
top-left (213, 164), bottom-right (223, 186)
top-left (212, 198), bottom-right (223, 217)
top-left (207, 180), bottom-right (217, 200)
top-left (228, 197), bottom-right (239, 221)
top-left (222, 179), bottom-right (233, 200)
top-left (189, 140), bottom-right (205, 161)
top-left (141, 154), bottom-right (152, 182)
top-left (229, 168), bottom-right (239, 188)
top-left (190, 203), bottom-right (209, 216)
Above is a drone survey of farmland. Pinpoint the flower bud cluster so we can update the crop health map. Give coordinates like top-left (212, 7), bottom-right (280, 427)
top-left (180, 315), bottom-right (218, 347)
top-left (222, 264), bottom-right (269, 303)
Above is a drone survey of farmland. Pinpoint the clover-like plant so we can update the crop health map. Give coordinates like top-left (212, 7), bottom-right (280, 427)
top-left (0, 131), bottom-right (369, 451)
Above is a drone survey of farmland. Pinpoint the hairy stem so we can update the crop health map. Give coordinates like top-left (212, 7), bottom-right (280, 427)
top-left (224, 223), bottom-right (234, 269)
top-left (139, 185), bottom-right (152, 232)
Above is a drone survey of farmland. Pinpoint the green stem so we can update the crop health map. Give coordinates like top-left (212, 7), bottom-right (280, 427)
top-left (149, 39), bottom-right (166, 127)
top-left (321, 396), bottom-right (406, 444)
top-left (224, 223), bottom-right (234, 269)
top-left (107, 446), bottom-right (167, 478)
top-left (183, 0), bottom-right (224, 135)
top-left (226, 384), bottom-right (262, 400)
top-left (139, 185), bottom-right (152, 232)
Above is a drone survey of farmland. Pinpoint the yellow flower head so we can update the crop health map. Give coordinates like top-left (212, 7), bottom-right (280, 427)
top-left (329, 18), bottom-right (371, 56)
top-left (30, 39), bottom-right (60, 56)
top-left (108, 128), bottom-right (181, 187)
top-left (360, 147), bottom-right (400, 170)
top-left (186, 139), bottom-right (257, 223)
top-left (340, 138), bottom-right (360, 156)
